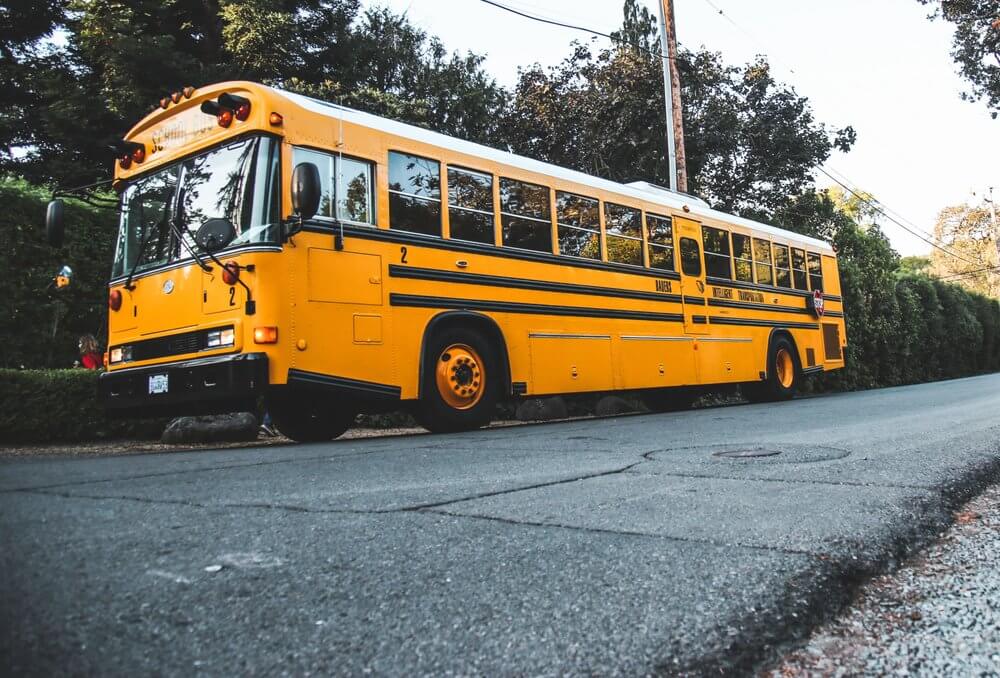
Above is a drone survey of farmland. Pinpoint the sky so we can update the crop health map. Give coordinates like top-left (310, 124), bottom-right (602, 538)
top-left (361, 0), bottom-right (1000, 256)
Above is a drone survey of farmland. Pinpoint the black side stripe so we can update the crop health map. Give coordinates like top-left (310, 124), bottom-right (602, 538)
top-left (692, 315), bottom-right (708, 324)
top-left (288, 369), bottom-right (401, 398)
top-left (707, 298), bottom-right (810, 315)
top-left (389, 265), bottom-right (684, 305)
top-left (823, 310), bottom-right (845, 318)
top-left (709, 316), bottom-right (820, 330)
top-left (801, 366), bottom-right (824, 375)
top-left (683, 296), bottom-right (706, 306)
top-left (390, 293), bottom-right (685, 323)
top-left (307, 222), bottom-right (682, 280)
top-left (825, 294), bottom-right (842, 302)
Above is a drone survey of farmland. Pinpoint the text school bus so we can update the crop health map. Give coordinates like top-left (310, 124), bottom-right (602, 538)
top-left (46, 82), bottom-right (847, 442)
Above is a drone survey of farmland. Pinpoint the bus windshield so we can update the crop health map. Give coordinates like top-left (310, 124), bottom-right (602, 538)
top-left (112, 135), bottom-right (280, 279)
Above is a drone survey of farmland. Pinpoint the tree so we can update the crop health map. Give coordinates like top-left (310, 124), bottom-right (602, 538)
top-left (930, 201), bottom-right (999, 298)
top-left (899, 255), bottom-right (932, 275)
top-left (501, 0), bottom-right (855, 221)
top-left (917, 0), bottom-right (1000, 118)
top-left (2, 1), bottom-right (505, 187)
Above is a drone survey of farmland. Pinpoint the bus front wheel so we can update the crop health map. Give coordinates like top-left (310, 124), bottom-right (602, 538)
top-left (745, 335), bottom-right (799, 403)
top-left (269, 392), bottom-right (355, 443)
top-left (416, 327), bottom-right (499, 433)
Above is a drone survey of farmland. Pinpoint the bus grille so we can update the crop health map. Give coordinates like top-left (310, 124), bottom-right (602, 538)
top-left (822, 323), bottom-right (842, 361)
top-left (125, 327), bottom-right (229, 362)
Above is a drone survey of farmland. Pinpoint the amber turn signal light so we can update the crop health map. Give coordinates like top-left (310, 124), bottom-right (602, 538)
top-left (182, 86), bottom-right (195, 99)
top-left (254, 327), bottom-right (278, 344)
top-left (109, 288), bottom-right (123, 311)
top-left (269, 112), bottom-right (283, 126)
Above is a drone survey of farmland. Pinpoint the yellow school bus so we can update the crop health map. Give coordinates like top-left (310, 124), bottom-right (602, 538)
top-left (52, 81), bottom-right (846, 441)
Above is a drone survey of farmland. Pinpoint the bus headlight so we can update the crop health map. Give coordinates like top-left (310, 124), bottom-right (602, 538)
top-left (109, 346), bottom-right (132, 364)
top-left (206, 328), bottom-right (235, 348)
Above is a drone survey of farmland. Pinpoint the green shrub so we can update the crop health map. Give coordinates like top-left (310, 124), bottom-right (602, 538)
top-left (0, 369), bottom-right (165, 444)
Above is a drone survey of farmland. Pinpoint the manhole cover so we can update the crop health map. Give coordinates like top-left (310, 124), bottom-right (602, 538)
top-left (713, 448), bottom-right (782, 459)
top-left (644, 444), bottom-right (851, 465)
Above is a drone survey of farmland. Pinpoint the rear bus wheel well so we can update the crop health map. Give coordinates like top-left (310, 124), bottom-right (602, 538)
top-left (418, 311), bottom-right (511, 399)
top-left (765, 329), bottom-right (801, 379)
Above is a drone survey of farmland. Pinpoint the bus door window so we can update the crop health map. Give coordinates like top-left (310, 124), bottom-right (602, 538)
top-left (773, 244), bottom-right (792, 288)
top-left (731, 233), bottom-right (753, 283)
top-left (447, 167), bottom-right (494, 244)
top-left (646, 214), bottom-right (674, 271)
top-left (679, 237), bottom-right (702, 277)
top-left (388, 151), bottom-right (441, 236)
top-left (556, 191), bottom-right (600, 259)
top-left (499, 178), bottom-right (552, 253)
top-left (791, 247), bottom-right (808, 290)
top-left (753, 238), bottom-right (773, 285)
top-left (808, 252), bottom-right (824, 291)
top-left (604, 202), bottom-right (643, 266)
top-left (701, 226), bottom-right (732, 280)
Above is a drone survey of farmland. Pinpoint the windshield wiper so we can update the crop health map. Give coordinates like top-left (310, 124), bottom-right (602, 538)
top-left (168, 185), bottom-right (211, 273)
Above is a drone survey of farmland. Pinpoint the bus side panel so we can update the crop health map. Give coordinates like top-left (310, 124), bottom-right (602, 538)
top-left (289, 237), bottom-right (398, 392)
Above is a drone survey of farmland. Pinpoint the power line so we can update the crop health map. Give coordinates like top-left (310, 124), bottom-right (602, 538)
top-left (696, 0), bottom-right (797, 75)
top-left (476, 0), bottom-right (675, 62)
top-left (935, 265), bottom-right (1000, 282)
top-left (815, 167), bottom-right (986, 267)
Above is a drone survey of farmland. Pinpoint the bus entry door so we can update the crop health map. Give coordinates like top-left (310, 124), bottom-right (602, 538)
top-left (674, 217), bottom-right (709, 335)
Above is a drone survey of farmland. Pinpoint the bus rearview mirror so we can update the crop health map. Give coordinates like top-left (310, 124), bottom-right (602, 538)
top-left (291, 162), bottom-right (321, 222)
top-left (46, 199), bottom-right (65, 248)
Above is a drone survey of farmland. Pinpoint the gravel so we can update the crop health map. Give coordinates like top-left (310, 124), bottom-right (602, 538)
top-left (768, 482), bottom-right (1000, 676)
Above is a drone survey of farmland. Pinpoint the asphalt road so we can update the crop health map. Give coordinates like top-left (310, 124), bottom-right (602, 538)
top-left (3, 375), bottom-right (1000, 676)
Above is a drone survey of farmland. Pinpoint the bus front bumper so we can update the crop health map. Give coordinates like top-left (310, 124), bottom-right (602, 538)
top-left (99, 353), bottom-right (268, 418)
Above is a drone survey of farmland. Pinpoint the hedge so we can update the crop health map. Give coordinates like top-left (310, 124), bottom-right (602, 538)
top-left (0, 369), bottom-right (166, 444)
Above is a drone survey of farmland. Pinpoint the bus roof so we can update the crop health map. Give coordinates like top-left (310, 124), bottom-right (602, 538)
top-left (273, 86), bottom-right (834, 254)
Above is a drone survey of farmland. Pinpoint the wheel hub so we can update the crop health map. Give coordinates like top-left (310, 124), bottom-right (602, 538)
top-left (436, 344), bottom-right (484, 410)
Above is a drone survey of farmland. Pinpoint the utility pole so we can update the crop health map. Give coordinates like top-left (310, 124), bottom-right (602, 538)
top-left (658, 0), bottom-right (688, 193)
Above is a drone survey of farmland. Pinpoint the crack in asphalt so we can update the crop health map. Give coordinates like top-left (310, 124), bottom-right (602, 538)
top-left (10, 451), bottom-right (826, 559)
top-left (623, 470), bottom-right (937, 490)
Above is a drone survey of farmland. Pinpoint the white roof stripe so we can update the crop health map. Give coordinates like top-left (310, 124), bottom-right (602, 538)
top-left (273, 87), bottom-right (834, 253)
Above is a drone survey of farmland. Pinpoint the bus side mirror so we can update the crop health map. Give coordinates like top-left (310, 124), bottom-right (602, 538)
top-left (290, 162), bottom-right (321, 222)
top-left (46, 199), bottom-right (65, 248)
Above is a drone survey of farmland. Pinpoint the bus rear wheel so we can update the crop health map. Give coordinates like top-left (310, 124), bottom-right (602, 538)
top-left (641, 386), bottom-right (700, 413)
top-left (745, 336), bottom-right (799, 403)
top-left (269, 391), bottom-right (355, 443)
top-left (416, 328), bottom-right (499, 433)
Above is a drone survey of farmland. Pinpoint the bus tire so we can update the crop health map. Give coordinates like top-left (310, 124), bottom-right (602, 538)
top-left (269, 392), bottom-right (355, 443)
top-left (641, 386), bottom-right (699, 413)
top-left (416, 327), bottom-right (499, 433)
top-left (746, 335), bottom-right (799, 403)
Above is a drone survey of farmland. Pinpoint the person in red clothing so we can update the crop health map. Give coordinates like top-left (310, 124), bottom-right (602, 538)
top-left (78, 334), bottom-right (102, 370)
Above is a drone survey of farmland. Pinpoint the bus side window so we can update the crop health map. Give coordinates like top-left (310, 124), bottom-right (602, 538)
top-left (679, 237), bottom-right (701, 277)
top-left (499, 178), bottom-right (552, 253)
top-left (447, 166), bottom-right (494, 244)
top-left (791, 247), bottom-right (808, 289)
top-left (556, 191), bottom-right (600, 259)
top-left (773, 244), bottom-right (792, 288)
top-left (753, 238), bottom-right (773, 285)
top-left (807, 252), bottom-right (824, 291)
top-left (604, 202), bottom-right (643, 266)
top-left (388, 151), bottom-right (441, 236)
top-left (732, 233), bottom-right (753, 283)
top-left (291, 148), bottom-right (375, 226)
top-left (702, 225), bottom-right (732, 279)
top-left (646, 214), bottom-right (674, 271)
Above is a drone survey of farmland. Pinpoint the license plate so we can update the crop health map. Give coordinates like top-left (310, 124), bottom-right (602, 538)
top-left (148, 374), bottom-right (169, 395)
